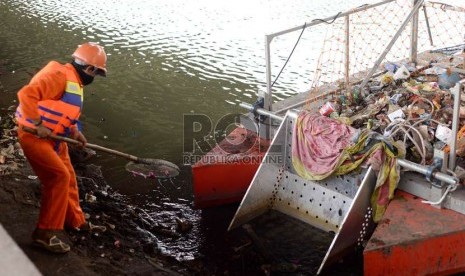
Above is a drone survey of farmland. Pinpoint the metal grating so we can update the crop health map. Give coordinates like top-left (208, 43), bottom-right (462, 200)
top-left (229, 110), bottom-right (377, 274)
top-left (274, 170), bottom-right (354, 232)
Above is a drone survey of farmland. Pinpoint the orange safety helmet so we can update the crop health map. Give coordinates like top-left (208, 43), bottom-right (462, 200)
top-left (72, 42), bottom-right (107, 76)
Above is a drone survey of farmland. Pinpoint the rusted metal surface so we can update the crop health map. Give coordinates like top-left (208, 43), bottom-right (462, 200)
top-left (364, 190), bottom-right (465, 276)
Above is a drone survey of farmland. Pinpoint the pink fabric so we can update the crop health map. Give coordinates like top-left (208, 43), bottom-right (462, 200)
top-left (292, 111), bottom-right (357, 175)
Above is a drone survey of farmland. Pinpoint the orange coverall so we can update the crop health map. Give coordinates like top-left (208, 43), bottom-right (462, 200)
top-left (17, 66), bottom-right (86, 230)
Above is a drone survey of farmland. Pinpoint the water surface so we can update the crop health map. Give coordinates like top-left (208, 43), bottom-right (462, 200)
top-left (4, 0), bottom-right (458, 267)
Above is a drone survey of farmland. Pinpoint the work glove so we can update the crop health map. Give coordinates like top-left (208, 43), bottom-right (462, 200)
top-left (36, 125), bottom-right (51, 138)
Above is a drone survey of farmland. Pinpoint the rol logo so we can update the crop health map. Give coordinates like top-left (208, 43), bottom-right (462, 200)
top-left (182, 113), bottom-right (258, 155)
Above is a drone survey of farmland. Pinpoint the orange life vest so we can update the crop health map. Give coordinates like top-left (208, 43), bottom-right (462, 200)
top-left (16, 61), bottom-right (83, 136)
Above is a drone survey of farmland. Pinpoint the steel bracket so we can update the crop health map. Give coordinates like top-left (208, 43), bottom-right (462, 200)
top-left (426, 157), bottom-right (443, 188)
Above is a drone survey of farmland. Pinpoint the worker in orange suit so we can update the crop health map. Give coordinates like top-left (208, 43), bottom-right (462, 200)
top-left (15, 42), bottom-right (108, 254)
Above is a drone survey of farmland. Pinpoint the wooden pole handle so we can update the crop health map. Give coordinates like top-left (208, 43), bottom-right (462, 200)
top-left (22, 127), bottom-right (139, 162)
top-left (50, 134), bottom-right (139, 162)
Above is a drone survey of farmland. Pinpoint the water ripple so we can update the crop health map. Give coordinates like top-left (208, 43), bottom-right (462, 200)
top-left (1, 0), bottom-right (380, 179)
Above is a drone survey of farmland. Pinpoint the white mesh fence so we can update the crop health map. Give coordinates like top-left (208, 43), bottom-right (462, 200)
top-left (267, 0), bottom-right (465, 108)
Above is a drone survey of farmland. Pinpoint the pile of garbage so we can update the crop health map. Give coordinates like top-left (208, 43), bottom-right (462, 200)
top-left (71, 163), bottom-right (196, 274)
top-left (321, 53), bottom-right (465, 166)
top-left (0, 112), bottom-right (24, 176)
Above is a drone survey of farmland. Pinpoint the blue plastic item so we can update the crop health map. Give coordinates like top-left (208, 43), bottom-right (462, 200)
top-left (438, 71), bottom-right (461, 89)
top-left (385, 62), bottom-right (398, 73)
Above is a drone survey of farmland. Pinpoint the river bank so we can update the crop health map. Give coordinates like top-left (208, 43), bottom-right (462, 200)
top-left (0, 62), bottom-right (197, 275)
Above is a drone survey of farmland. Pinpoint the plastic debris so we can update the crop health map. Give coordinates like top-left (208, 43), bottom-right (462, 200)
top-left (424, 66), bottom-right (446, 75)
top-left (85, 193), bottom-right (97, 203)
top-left (315, 54), bottom-right (464, 166)
top-left (387, 108), bottom-right (405, 122)
top-left (380, 73), bottom-right (395, 86)
top-left (0, 114), bottom-right (25, 175)
top-left (438, 69), bottom-right (461, 89)
top-left (385, 62), bottom-right (399, 73)
top-left (454, 166), bottom-right (465, 180)
top-left (319, 102), bottom-right (336, 116)
top-left (435, 125), bottom-right (452, 145)
top-left (393, 65), bottom-right (410, 80)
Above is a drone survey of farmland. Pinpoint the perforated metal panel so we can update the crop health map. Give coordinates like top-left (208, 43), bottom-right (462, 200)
top-left (274, 170), bottom-right (357, 232)
top-left (229, 110), bottom-right (377, 274)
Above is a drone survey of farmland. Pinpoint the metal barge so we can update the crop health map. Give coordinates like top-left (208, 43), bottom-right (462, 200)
top-left (194, 1), bottom-right (465, 274)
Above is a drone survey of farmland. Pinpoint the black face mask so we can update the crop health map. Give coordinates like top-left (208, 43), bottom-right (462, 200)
top-left (80, 73), bottom-right (94, 86)
top-left (71, 61), bottom-right (95, 86)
